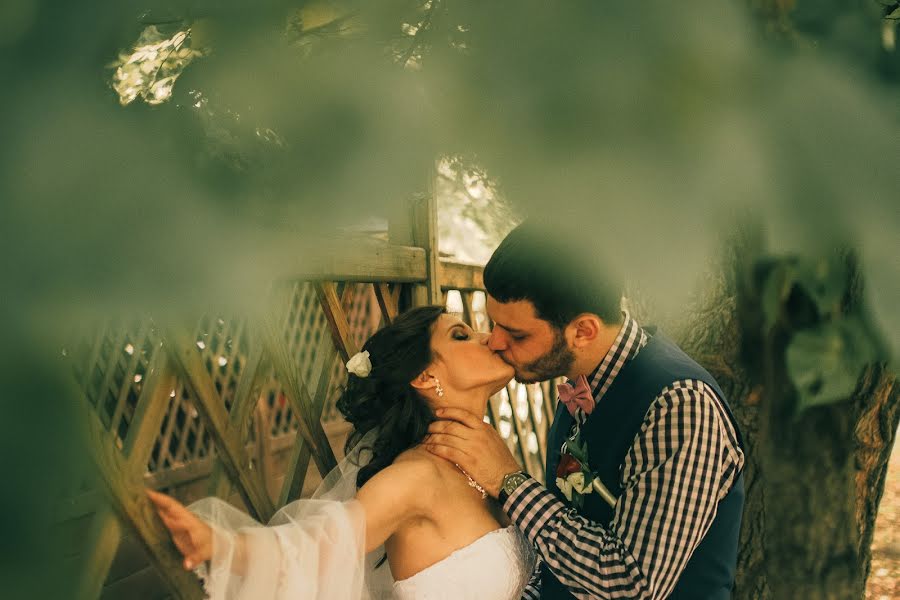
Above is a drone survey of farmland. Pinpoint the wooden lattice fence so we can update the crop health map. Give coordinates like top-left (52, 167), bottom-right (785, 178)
top-left (62, 205), bottom-right (557, 600)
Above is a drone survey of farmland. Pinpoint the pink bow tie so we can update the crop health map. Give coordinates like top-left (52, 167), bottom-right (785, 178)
top-left (557, 374), bottom-right (595, 417)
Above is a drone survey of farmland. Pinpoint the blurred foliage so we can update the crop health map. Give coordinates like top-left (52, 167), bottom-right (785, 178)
top-left (1, 0), bottom-right (898, 596)
top-left (759, 254), bottom-right (887, 412)
top-left (3, 0), bottom-right (896, 324)
top-left (787, 317), bottom-right (880, 411)
top-left (110, 26), bottom-right (205, 106)
top-left (761, 256), bottom-right (850, 332)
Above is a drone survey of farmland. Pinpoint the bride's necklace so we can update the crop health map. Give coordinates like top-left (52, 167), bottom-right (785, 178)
top-left (455, 463), bottom-right (488, 499)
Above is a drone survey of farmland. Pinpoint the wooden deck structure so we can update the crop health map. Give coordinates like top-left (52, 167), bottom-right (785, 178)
top-left (61, 197), bottom-right (557, 599)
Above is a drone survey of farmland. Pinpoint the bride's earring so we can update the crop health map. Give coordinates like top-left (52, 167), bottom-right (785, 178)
top-left (434, 377), bottom-right (445, 397)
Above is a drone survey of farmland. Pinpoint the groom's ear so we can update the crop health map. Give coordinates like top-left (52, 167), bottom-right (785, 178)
top-left (569, 314), bottom-right (601, 348)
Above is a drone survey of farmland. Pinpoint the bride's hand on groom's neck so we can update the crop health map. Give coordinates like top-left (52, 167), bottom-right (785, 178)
top-left (424, 408), bottom-right (522, 498)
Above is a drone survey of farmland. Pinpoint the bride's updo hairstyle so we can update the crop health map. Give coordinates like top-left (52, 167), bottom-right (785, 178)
top-left (337, 305), bottom-right (446, 488)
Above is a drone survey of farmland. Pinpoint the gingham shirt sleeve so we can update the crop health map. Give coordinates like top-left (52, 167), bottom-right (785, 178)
top-left (503, 380), bottom-right (744, 600)
top-left (520, 557), bottom-right (543, 599)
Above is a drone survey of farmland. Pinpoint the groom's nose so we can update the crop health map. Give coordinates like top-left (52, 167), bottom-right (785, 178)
top-left (487, 329), bottom-right (507, 351)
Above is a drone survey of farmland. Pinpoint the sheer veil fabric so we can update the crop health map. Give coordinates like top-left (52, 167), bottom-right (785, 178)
top-left (189, 430), bottom-right (395, 599)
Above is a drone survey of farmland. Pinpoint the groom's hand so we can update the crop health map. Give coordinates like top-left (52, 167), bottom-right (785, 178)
top-left (425, 407), bottom-right (522, 498)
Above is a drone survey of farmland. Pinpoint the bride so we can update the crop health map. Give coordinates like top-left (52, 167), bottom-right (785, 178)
top-left (147, 305), bottom-right (536, 599)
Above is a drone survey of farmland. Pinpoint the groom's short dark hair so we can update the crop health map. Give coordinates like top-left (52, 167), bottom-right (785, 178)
top-left (483, 219), bottom-right (623, 330)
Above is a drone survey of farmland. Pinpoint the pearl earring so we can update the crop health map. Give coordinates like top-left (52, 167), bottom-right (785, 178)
top-left (434, 378), bottom-right (445, 397)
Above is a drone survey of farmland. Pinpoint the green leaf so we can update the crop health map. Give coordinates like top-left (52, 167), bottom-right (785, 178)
top-left (760, 256), bottom-right (848, 330)
top-left (786, 316), bottom-right (878, 412)
top-left (792, 257), bottom-right (848, 320)
top-left (566, 433), bottom-right (589, 464)
top-left (572, 489), bottom-right (585, 510)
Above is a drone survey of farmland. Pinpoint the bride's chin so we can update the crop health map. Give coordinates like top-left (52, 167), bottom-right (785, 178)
top-left (488, 374), bottom-right (514, 396)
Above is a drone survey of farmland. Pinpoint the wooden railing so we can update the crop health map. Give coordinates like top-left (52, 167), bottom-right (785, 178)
top-left (64, 208), bottom-right (556, 600)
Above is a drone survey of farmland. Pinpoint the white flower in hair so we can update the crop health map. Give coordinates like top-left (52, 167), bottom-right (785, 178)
top-left (346, 350), bottom-right (372, 378)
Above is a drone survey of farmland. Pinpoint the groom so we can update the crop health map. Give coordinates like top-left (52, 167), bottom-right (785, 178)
top-left (426, 220), bottom-right (745, 599)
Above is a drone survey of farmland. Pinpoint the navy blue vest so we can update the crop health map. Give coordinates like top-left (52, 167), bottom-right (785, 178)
top-left (541, 329), bottom-right (744, 599)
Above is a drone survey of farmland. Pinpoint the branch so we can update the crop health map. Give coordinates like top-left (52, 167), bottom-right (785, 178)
top-left (399, 0), bottom-right (439, 67)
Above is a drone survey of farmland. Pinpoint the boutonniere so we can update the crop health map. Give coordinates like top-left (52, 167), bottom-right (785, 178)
top-left (555, 429), bottom-right (617, 509)
top-left (555, 433), bottom-right (594, 509)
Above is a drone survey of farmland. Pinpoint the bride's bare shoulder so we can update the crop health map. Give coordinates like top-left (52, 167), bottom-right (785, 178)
top-left (390, 446), bottom-right (454, 484)
top-left (391, 446), bottom-right (452, 478)
top-left (357, 447), bottom-right (450, 512)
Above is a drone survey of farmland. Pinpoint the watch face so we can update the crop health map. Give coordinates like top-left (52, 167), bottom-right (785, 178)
top-left (504, 472), bottom-right (527, 493)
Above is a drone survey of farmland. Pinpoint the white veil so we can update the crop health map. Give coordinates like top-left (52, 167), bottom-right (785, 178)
top-left (189, 430), bottom-right (395, 599)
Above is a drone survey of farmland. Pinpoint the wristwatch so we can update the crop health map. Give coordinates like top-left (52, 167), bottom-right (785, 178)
top-left (498, 470), bottom-right (530, 504)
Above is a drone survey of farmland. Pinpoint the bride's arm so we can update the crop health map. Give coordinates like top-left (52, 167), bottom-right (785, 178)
top-left (147, 458), bottom-right (439, 570)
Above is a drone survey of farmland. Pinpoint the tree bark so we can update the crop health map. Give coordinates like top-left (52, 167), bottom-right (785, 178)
top-left (853, 362), bottom-right (899, 580)
top-left (660, 229), bottom-right (898, 600)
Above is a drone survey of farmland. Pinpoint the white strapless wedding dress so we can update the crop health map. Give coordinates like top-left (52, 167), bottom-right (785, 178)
top-left (191, 498), bottom-right (536, 600)
top-left (189, 432), bottom-right (534, 600)
top-left (392, 525), bottom-right (536, 600)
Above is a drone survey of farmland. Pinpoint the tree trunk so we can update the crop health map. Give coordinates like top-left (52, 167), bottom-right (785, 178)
top-left (661, 229), bottom-right (898, 600)
top-left (853, 366), bottom-right (899, 581)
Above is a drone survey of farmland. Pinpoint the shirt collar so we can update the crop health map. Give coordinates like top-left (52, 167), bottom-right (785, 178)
top-left (584, 311), bottom-right (647, 404)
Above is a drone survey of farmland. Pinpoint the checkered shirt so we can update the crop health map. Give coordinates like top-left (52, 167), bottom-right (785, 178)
top-left (510, 314), bottom-right (744, 600)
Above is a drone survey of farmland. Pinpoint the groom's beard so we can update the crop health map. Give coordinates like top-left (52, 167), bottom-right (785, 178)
top-left (514, 329), bottom-right (575, 384)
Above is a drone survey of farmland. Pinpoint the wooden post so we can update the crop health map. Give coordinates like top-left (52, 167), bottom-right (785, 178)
top-left (83, 403), bottom-right (204, 600)
top-left (278, 283), bottom-right (356, 504)
top-left (123, 353), bottom-right (177, 469)
top-left (524, 386), bottom-right (548, 470)
top-left (261, 307), bottom-right (339, 480)
top-left (505, 383), bottom-right (541, 476)
top-left (314, 283), bottom-right (358, 363)
top-left (76, 348), bottom-right (192, 599)
top-left (411, 190), bottom-right (442, 307)
top-left (253, 397), bottom-right (276, 500)
top-left (389, 164), bottom-right (441, 308)
top-left (373, 282), bottom-right (398, 326)
top-left (75, 510), bottom-right (121, 600)
top-left (277, 341), bottom-right (340, 505)
top-left (206, 342), bottom-right (268, 499)
top-left (165, 328), bottom-right (275, 522)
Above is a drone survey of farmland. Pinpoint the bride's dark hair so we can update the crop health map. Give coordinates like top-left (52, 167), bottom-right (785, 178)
top-left (336, 305), bottom-right (446, 488)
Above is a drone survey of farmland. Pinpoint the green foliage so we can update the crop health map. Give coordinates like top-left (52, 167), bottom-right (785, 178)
top-left (786, 317), bottom-right (879, 411)
top-left (760, 253), bottom-right (886, 413)
top-left (761, 257), bottom-right (848, 332)
top-left (1, 2), bottom-right (898, 592)
top-left (5, 0), bottom-right (895, 331)
top-left (566, 432), bottom-right (589, 466)
top-left (110, 26), bottom-right (205, 106)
